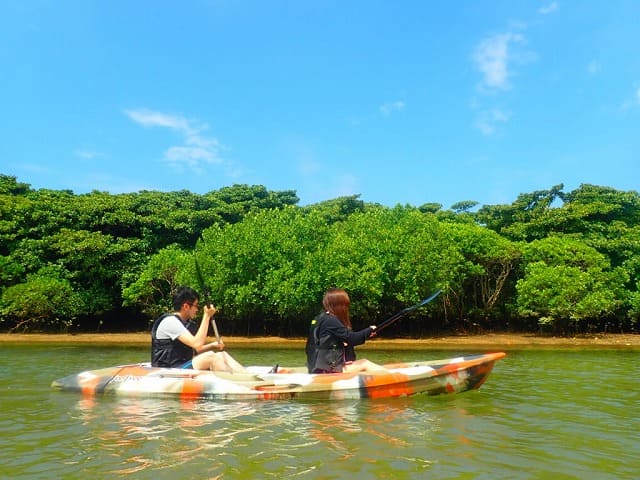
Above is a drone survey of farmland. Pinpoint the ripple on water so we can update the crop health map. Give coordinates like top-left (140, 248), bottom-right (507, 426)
top-left (2, 346), bottom-right (639, 479)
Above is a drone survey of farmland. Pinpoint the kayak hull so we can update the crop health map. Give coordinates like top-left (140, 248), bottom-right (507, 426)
top-left (51, 352), bottom-right (506, 401)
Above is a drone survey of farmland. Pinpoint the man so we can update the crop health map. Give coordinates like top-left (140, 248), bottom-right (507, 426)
top-left (151, 286), bottom-right (245, 372)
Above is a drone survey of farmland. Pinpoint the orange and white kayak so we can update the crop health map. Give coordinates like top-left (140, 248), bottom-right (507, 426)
top-left (51, 352), bottom-right (506, 400)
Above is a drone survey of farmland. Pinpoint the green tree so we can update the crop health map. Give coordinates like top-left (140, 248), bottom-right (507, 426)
top-left (3, 172), bottom-right (639, 335)
top-left (418, 202), bottom-right (442, 214)
top-left (0, 268), bottom-right (83, 332)
top-left (0, 174), bottom-right (32, 195)
top-left (302, 195), bottom-right (367, 224)
top-left (516, 236), bottom-right (626, 333)
top-left (450, 200), bottom-right (479, 213)
top-left (195, 206), bottom-right (330, 336)
top-left (122, 244), bottom-right (192, 318)
top-left (207, 184), bottom-right (299, 224)
top-left (476, 184), bottom-right (565, 240)
top-left (438, 222), bottom-right (520, 331)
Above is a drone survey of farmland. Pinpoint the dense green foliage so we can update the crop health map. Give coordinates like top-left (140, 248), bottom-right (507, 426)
top-left (1, 174), bottom-right (638, 335)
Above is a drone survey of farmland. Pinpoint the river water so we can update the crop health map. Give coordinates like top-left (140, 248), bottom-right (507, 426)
top-left (1, 344), bottom-right (637, 479)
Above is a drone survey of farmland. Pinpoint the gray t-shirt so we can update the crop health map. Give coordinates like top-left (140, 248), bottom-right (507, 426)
top-left (156, 315), bottom-right (188, 340)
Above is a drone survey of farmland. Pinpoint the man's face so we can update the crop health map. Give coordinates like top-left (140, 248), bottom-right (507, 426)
top-left (185, 300), bottom-right (199, 320)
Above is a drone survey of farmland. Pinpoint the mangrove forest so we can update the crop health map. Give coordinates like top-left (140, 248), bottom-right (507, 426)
top-left (1, 174), bottom-right (639, 337)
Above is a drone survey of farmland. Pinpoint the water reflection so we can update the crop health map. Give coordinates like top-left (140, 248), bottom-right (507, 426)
top-left (67, 394), bottom-right (445, 478)
top-left (69, 396), bottom-right (259, 475)
top-left (9, 346), bottom-right (637, 479)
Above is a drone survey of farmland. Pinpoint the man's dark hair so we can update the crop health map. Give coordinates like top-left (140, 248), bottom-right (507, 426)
top-left (172, 286), bottom-right (199, 311)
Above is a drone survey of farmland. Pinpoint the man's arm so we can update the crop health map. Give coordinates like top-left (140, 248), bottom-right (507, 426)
top-left (178, 305), bottom-right (220, 351)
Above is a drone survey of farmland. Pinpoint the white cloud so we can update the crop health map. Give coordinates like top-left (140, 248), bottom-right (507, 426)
top-left (474, 108), bottom-right (511, 136)
top-left (379, 100), bottom-right (405, 116)
top-left (223, 161), bottom-right (246, 179)
top-left (473, 32), bottom-right (524, 91)
top-left (587, 60), bottom-right (601, 75)
top-left (17, 162), bottom-right (50, 174)
top-left (125, 109), bottom-right (192, 133)
top-left (470, 28), bottom-right (530, 135)
top-left (165, 146), bottom-right (221, 168)
top-left (282, 137), bottom-right (323, 177)
top-left (539, 2), bottom-right (559, 15)
top-left (298, 157), bottom-right (321, 176)
top-left (124, 108), bottom-right (224, 173)
top-left (619, 86), bottom-right (640, 111)
top-left (74, 149), bottom-right (104, 160)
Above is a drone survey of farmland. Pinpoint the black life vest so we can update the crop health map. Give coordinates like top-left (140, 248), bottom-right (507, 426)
top-left (306, 312), bottom-right (345, 373)
top-left (150, 313), bottom-right (197, 368)
top-left (305, 315), bottom-right (320, 372)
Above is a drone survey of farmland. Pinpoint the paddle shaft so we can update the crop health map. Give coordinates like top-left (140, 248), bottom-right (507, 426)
top-left (375, 289), bottom-right (442, 333)
top-left (211, 317), bottom-right (221, 345)
top-left (195, 254), bottom-right (223, 348)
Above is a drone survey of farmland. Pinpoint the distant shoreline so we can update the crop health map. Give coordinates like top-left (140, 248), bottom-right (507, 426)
top-left (2, 332), bottom-right (638, 350)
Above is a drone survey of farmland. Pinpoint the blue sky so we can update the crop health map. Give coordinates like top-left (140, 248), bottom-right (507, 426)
top-left (1, 1), bottom-right (638, 209)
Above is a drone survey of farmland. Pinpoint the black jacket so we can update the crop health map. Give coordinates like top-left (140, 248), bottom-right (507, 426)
top-left (305, 312), bottom-right (373, 373)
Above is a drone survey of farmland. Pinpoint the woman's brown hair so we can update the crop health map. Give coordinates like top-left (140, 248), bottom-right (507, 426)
top-left (322, 288), bottom-right (351, 328)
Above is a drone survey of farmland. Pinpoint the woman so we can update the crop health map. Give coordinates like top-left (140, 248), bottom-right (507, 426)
top-left (305, 288), bottom-right (385, 374)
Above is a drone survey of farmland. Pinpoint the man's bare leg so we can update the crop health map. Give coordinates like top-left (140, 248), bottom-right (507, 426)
top-left (192, 351), bottom-right (245, 373)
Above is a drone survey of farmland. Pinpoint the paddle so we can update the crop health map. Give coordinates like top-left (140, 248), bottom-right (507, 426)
top-left (375, 289), bottom-right (442, 333)
top-left (194, 254), bottom-right (222, 347)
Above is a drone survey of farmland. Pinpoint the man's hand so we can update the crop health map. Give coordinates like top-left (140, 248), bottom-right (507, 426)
top-left (204, 304), bottom-right (217, 318)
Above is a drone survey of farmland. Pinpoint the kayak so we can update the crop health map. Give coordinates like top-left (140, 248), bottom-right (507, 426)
top-left (51, 352), bottom-right (505, 400)
top-left (52, 352), bottom-right (505, 400)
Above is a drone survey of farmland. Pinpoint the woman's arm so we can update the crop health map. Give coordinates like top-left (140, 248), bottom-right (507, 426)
top-left (324, 316), bottom-right (375, 347)
top-left (345, 326), bottom-right (374, 347)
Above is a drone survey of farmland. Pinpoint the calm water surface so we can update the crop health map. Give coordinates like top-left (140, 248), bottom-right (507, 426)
top-left (0, 344), bottom-right (637, 479)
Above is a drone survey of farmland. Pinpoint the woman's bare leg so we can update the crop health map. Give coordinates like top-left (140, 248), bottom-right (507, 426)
top-left (343, 358), bottom-right (387, 373)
